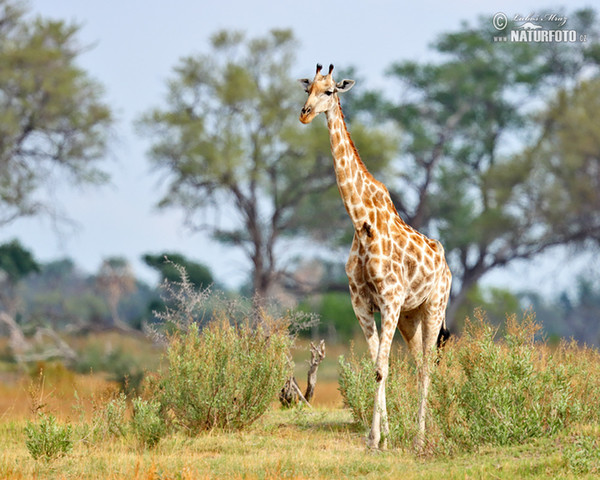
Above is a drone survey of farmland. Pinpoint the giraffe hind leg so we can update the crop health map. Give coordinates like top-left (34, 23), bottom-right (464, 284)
top-left (415, 306), bottom-right (447, 451)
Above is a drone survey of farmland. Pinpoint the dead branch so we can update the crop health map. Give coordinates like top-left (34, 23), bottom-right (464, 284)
top-left (304, 340), bottom-right (326, 403)
top-left (279, 339), bottom-right (326, 408)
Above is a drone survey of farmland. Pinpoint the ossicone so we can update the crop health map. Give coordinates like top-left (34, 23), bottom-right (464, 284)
top-left (316, 63), bottom-right (323, 74)
top-left (328, 64), bottom-right (334, 74)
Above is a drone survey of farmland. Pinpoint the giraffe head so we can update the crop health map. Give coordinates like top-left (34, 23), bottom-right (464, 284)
top-left (298, 64), bottom-right (355, 124)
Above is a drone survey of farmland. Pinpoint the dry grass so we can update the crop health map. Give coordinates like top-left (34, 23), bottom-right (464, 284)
top-left (2, 406), bottom-right (592, 480)
top-left (0, 369), bottom-right (117, 421)
top-left (2, 325), bottom-right (600, 479)
top-left (0, 366), bottom-right (593, 479)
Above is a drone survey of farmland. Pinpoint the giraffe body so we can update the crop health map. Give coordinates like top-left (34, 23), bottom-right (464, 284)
top-left (299, 64), bottom-right (451, 450)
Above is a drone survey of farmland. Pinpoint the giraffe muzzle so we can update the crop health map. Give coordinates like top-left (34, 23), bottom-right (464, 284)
top-left (299, 106), bottom-right (313, 124)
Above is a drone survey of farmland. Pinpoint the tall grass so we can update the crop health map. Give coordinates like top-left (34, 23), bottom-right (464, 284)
top-left (339, 309), bottom-right (600, 455)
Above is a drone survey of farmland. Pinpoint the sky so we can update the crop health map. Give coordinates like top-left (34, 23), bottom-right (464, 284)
top-left (3, 0), bottom-right (598, 294)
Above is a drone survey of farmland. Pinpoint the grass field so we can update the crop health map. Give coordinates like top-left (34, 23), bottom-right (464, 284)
top-left (2, 325), bottom-right (600, 479)
top-left (1, 369), bottom-right (598, 479)
top-left (1, 402), bottom-right (597, 480)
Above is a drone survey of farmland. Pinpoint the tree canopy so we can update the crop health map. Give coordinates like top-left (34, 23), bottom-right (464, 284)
top-left (0, 0), bottom-right (112, 226)
top-left (143, 252), bottom-right (214, 289)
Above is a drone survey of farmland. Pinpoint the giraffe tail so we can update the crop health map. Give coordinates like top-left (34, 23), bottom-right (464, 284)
top-left (436, 319), bottom-right (450, 350)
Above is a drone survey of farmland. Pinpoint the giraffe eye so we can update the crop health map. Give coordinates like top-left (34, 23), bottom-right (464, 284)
top-left (324, 90), bottom-right (334, 96)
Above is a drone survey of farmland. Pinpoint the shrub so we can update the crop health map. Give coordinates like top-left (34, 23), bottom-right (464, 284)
top-left (430, 311), bottom-right (574, 452)
top-left (338, 309), bottom-right (600, 454)
top-left (97, 392), bottom-right (129, 438)
top-left (153, 319), bottom-right (291, 434)
top-left (25, 412), bottom-right (73, 461)
top-left (147, 264), bottom-right (295, 434)
top-left (131, 397), bottom-right (166, 449)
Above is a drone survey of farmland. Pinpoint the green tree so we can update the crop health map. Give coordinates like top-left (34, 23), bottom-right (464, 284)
top-left (142, 252), bottom-right (214, 289)
top-left (353, 9), bottom-right (600, 326)
top-left (138, 29), bottom-right (396, 301)
top-left (0, 239), bottom-right (39, 314)
top-left (0, 0), bottom-right (112, 226)
top-left (0, 239), bottom-right (39, 359)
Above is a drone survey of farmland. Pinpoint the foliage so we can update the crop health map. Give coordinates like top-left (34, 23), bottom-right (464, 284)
top-left (130, 397), bottom-right (167, 449)
top-left (318, 292), bottom-right (360, 340)
top-left (0, 240), bottom-right (39, 284)
top-left (150, 261), bottom-right (215, 334)
top-left (24, 412), bottom-right (73, 461)
top-left (16, 258), bottom-right (155, 333)
top-left (143, 252), bottom-right (214, 289)
top-left (143, 252), bottom-right (216, 323)
top-left (91, 392), bottom-right (128, 440)
top-left (452, 285), bottom-right (521, 331)
top-left (0, 239), bottom-right (39, 317)
top-left (152, 318), bottom-right (291, 434)
top-left (338, 310), bottom-right (600, 454)
top-left (339, 349), bottom-right (419, 445)
top-left (299, 291), bottom-right (359, 341)
top-left (0, 0), bottom-right (112, 226)
top-left (146, 262), bottom-right (294, 433)
top-left (521, 274), bottom-right (600, 346)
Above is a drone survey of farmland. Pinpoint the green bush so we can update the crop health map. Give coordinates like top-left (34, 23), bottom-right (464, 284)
top-left (430, 311), bottom-right (574, 452)
top-left (563, 430), bottom-right (600, 475)
top-left (25, 413), bottom-right (73, 461)
top-left (146, 265), bottom-right (296, 435)
top-left (338, 310), bottom-right (600, 454)
top-left (152, 319), bottom-right (291, 434)
top-left (131, 397), bottom-right (166, 449)
top-left (95, 392), bottom-right (128, 439)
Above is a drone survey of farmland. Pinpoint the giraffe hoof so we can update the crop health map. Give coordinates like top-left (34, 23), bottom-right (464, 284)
top-left (413, 435), bottom-right (425, 453)
top-left (366, 433), bottom-right (380, 450)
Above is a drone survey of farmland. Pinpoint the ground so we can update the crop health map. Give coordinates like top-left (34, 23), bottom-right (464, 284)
top-left (0, 334), bottom-right (597, 479)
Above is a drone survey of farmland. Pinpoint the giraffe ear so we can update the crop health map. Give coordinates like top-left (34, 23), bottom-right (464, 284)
top-left (298, 78), bottom-right (311, 92)
top-left (336, 79), bottom-right (355, 93)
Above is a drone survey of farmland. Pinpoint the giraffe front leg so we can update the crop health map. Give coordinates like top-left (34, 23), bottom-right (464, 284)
top-left (349, 283), bottom-right (379, 364)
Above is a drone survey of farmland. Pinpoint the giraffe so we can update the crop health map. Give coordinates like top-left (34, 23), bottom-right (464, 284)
top-left (298, 64), bottom-right (452, 450)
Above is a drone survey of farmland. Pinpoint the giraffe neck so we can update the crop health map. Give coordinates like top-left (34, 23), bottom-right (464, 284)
top-left (326, 97), bottom-right (384, 230)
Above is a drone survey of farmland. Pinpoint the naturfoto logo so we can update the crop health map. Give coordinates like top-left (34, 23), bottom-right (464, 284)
top-left (492, 12), bottom-right (588, 43)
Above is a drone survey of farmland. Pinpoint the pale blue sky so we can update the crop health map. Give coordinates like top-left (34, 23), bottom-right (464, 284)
top-left (3, 0), bottom-right (597, 292)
